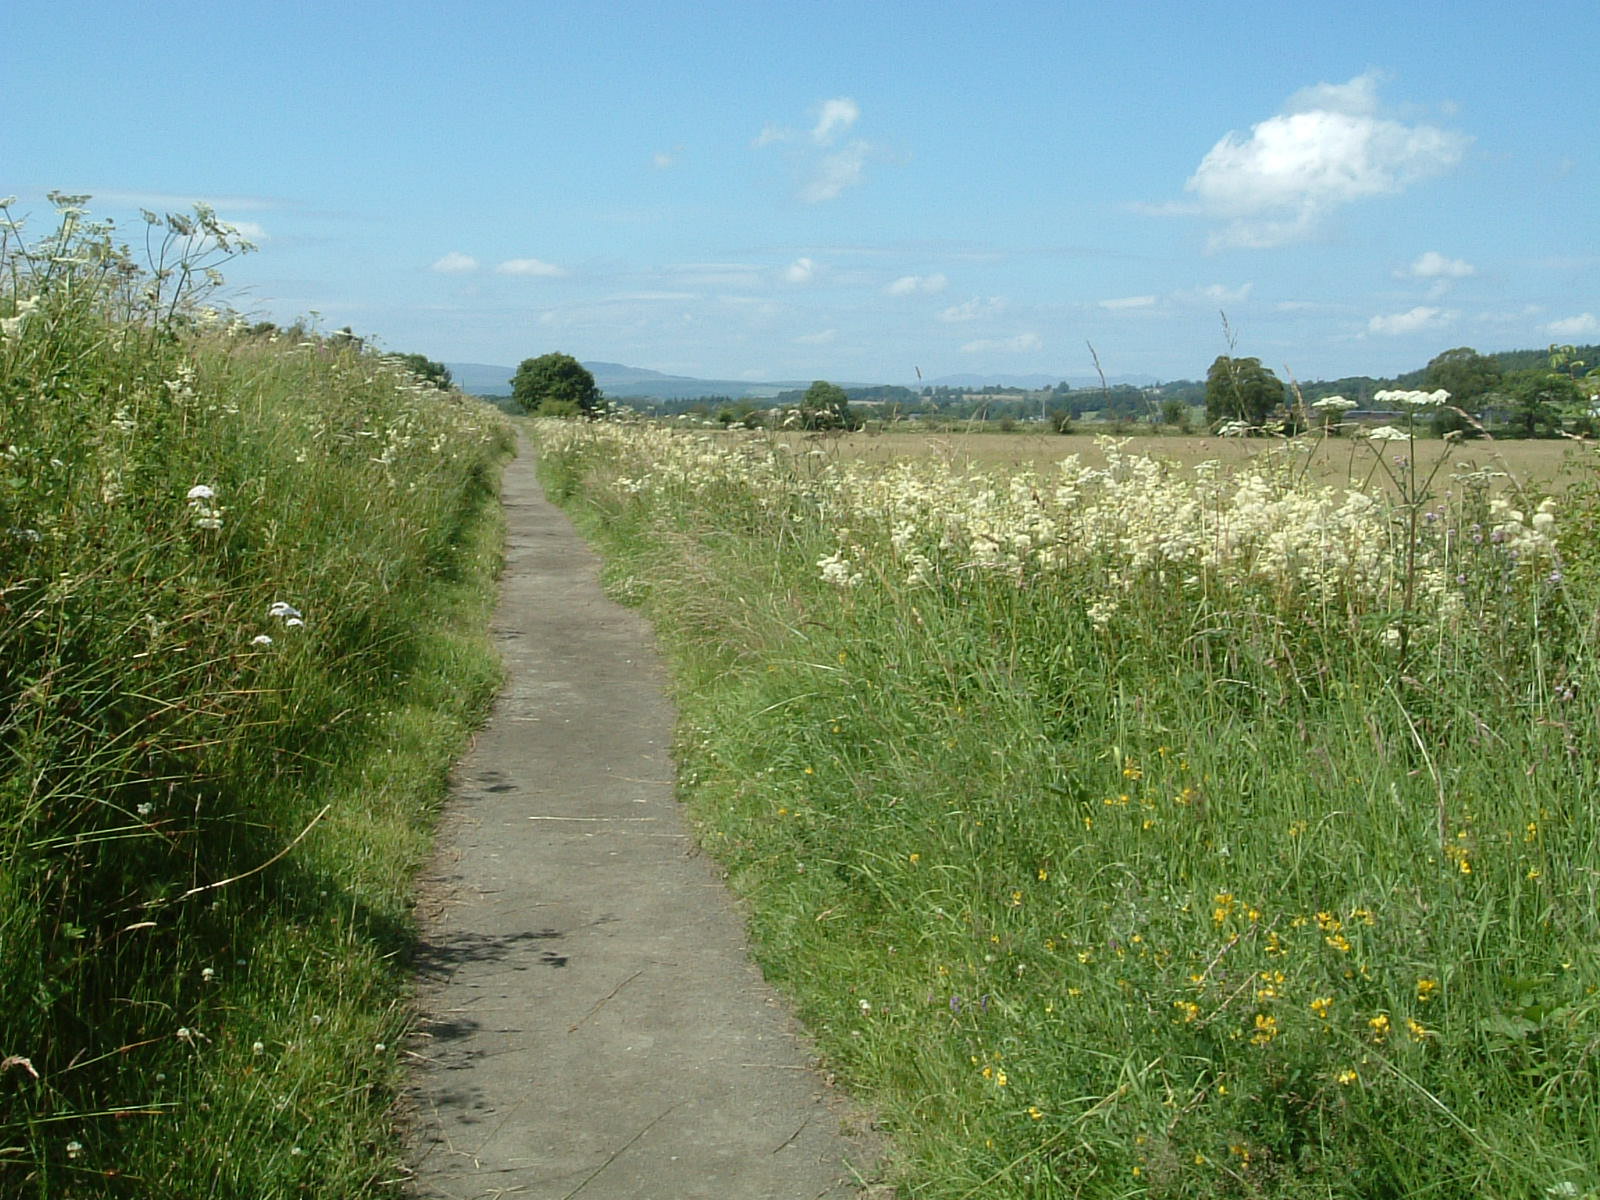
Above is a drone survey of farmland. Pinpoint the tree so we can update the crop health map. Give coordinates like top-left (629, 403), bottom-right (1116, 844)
top-left (511, 352), bottom-right (601, 416)
top-left (391, 352), bottom-right (453, 391)
top-left (1425, 347), bottom-right (1500, 409)
top-left (1500, 368), bottom-right (1583, 438)
top-left (798, 380), bottom-right (859, 431)
top-left (1204, 356), bottom-right (1285, 430)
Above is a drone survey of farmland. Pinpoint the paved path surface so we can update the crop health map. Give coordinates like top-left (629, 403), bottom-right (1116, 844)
top-left (406, 439), bottom-right (876, 1199)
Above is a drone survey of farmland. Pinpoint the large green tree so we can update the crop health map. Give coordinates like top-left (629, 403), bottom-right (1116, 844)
top-left (1424, 347), bottom-right (1500, 407)
top-left (798, 380), bottom-right (859, 431)
top-left (1500, 368), bottom-right (1583, 438)
top-left (1204, 356), bottom-right (1286, 429)
top-left (511, 352), bottom-right (601, 416)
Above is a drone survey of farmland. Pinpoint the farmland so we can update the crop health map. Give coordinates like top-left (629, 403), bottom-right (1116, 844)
top-left (758, 427), bottom-right (1582, 494)
top-left (538, 416), bottom-right (1600, 1199)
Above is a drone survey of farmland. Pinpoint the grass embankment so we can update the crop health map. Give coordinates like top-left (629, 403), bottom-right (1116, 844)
top-left (538, 419), bottom-right (1600, 1200)
top-left (1, 199), bottom-right (512, 1196)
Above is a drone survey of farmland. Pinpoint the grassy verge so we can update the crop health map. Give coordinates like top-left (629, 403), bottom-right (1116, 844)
top-left (1, 197), bottom-right (512, 1196)
top-left (536, 418), bottom-right (1600, 1200)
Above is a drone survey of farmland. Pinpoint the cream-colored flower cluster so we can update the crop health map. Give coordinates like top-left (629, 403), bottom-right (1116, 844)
top-left (537, 421), bottom-right (1562, 641)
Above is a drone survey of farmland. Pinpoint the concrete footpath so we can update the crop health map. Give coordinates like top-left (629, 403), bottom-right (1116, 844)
top-left (405, 438), bottom-right (879, 1199)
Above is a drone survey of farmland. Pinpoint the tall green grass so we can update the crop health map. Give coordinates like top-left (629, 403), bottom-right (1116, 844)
top-left (538, 419), bottom-right (1600, 1200)
top-left (1, 196), bottom-right (512, 1196)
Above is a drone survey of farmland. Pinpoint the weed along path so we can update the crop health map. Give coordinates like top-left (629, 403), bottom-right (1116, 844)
top-left (406, 438), bottom-right (876, 1200)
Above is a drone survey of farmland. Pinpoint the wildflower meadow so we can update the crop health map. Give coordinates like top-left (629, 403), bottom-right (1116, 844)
top-left (538, 417), bottom-right (1600, 1199)
top-left (0, 196), bottom-right (511, 1196)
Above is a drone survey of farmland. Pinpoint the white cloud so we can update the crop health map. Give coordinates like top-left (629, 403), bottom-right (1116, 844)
top-left (757, 98), bottom-right (874, 203)
top-left (1182, 71), bottom-right (1470, 250)
top-left (1099, 295), bottom-right (1158, 310)
top-left (1403, 250), bottom-right (1475, 279)
top-left (1285, 73), bottom-right (1383, 118)
top-left (497, 258), bottom-right (568, 277)
top-left (1367, 306), bottom-right (1451, 335)
top-left (884, 273), bottom-right (949, 296)
top-left (431, 251), bottom-right (478, 274)
top-left (801, 141), bottom-right (870, 203)
top-left (1547, 313), bottom-right (1600, 338)
top-left (1191, 282), bottom-right (1254, 304)
top-left (811, 98), bottom-right (860, 144)
top-left (783, 256), bottom-right (816, 284)
top-left (227, 220), bottom-right (268, 242)
top-left (651, 148), bottom-right (681, 169)
top-left (795, 328), bottom-right (838, 345)
top-left (938, 296), bottom-right (1006, 323)
top-left (960, 332), bottom-right (1042, 354)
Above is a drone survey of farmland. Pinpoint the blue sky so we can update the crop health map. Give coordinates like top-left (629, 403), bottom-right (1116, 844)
top-left (5, 0), bottom-right (1596, 384)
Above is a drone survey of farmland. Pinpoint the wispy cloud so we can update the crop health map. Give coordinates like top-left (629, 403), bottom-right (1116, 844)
top-left (1547, 312), bottom-right (1600, 338)
top-left (88, 189), bottom-right (281, 212)
top-left (884, 273), bottom-right (949, 296)
top-left (663, 262), bottom-right (765, 288)
top-left (651, 146), bottom-right (683, 169)
top-left (811, 98), bottom-right (860, 144)
top-left (1179, 71), bottom-right (1470, 250)
top-left (802, 142), bottom-right (870, 203)
top-left (1367, 305), bottom-right (1452, 336)
top-left (960, 332), bottom-right (1042, 354)
top-left (496, 258), bottom-right (568, 277)
top-left (1181, 282), bottom-right (1254, 305)
top-left (1099, 295), bottom-right (1158, 310)
top-left (795, 328), bottom-right (838, 345)
top-left (783, 256), bottom-right (816, 284)
top-left (431, 251), bottom-right (479, 274)
top-left (756, 97), bottom-right (874, 203)
top-left (938, 296), bottom-right (1006, 323)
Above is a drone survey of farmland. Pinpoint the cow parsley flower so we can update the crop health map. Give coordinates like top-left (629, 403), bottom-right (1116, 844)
top-left (186, 484), bottom-right (223, 530)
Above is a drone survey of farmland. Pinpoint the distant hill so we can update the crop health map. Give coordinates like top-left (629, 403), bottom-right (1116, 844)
top-left (926, 372), bottom-right (1158, 390)
top-left (443, 362), bottom-right (517, 395)
top-left (446, 360), bottom-right (821, 401)
top-left (447, 361), bottom-right (1159, 400)
top-left (447, 344), bottom-right (1592, 404)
